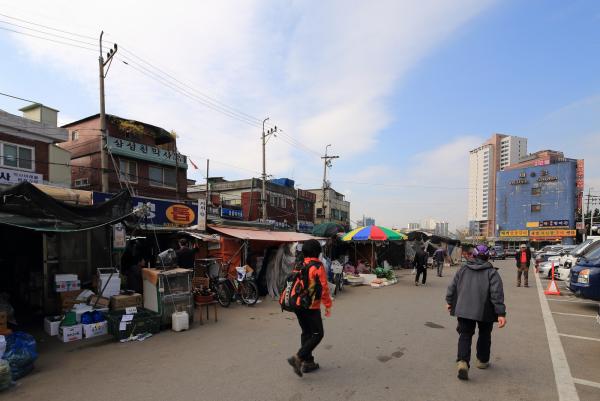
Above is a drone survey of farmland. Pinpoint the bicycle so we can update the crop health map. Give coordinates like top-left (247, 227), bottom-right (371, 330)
top-left (195, 258), bottom-right (233, 307)
top-left (219, 265), bottom-right (259, 306)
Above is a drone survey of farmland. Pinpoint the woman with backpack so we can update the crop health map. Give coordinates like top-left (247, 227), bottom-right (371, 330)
top-left (283, 239), bottom-right (332, 377)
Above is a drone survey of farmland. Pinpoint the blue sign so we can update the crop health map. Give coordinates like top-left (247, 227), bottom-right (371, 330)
top-left (221, 207), bottom-right (243, 220)
top-left (541, 220), bottom-right (570, 227)
top-left (93, 192), bottom-right (198, 227)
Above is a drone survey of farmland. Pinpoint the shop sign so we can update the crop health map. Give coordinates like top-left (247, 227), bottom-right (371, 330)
top-left (197, 198), bottom-right (206, 231)
top-left (166, 204), bottom-right (196, 225)
top-left (0, 167), bottom-right (42, 185)
top-left (107, 135), bottom-right (187, 168)
top-left (499, 230), bottom-right (528, 237)
top-left (576, 222), bottom-right (585, 230)
top-left (113, 223), bottom-right (126, 250)
top-left (529, 229), bottom-right (576, 237)
top-left (540, 220), bottom-right (569, 227)
top-left (537, 169), bottom-right (558, 182)
top-left (221, 207), bottom-right (243, 220)
top-left (526, 222), bottom-right (539, 228)
top-left (534, 159), bottom-right (550, 167)
top-left (93, 192), bottom-right (198, 227)
top-left (297, 220), bottom-right (314, 233)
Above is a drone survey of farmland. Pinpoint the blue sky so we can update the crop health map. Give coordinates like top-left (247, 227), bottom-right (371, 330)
top-left (0, 0), bottom-right (599, 230)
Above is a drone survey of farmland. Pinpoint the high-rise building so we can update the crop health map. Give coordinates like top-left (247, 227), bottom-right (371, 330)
top-left (408, 222), bottom-right (420, 230)
top-left (468, 134), bottom-right (527, 238)
top-left (363, 216), bottom-right (375, 226)
top-left (423, 218), bottom-right (437, 230)
top-left (435, 221), bottom-right (449, 237)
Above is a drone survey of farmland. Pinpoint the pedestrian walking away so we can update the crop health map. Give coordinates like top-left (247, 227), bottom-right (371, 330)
top-left (434, 247), bottom-right (447, 277)
top-left (446, 244), bottom-right (507, 381)
top-left (515, 243), bottom-right (531, 287)
top-left (414, 246), bottom-right (428, 286)
top-left (282, 239), bottom-right (332, 377)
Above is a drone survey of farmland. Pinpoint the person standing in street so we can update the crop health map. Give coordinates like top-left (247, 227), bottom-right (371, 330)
top-left (434, 247), bottom-right (447, 277)
top-left (286, 239), bottom-right (332, 377)
top-left (446, 244), bottom-right (506, 381)
top-left (515, 243), bottom-right (531, 287)
top-left (414, 246), bottom-right (428, 286)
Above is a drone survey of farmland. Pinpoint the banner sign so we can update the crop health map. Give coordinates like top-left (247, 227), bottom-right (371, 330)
top-left (221, 207), bottom-right (243, 220)
top-left (499, 230), bottom-right (528, 237)
top-left (540, 220), bottom-right (569, 227)
top-left (197, 198), bottom-right (206, 231)
top-left (93, 192), bottom-right (198, 227)
top-left (0, 168), bottom-right (42, 185)
top-left (529, 229), bottom-right (576, 238)
top-left (107, 135), bottom-right (187, 168)
top-left (113, 223), bottom-right (126, 249)
top-left (526, 222), bottom-right (539, 228)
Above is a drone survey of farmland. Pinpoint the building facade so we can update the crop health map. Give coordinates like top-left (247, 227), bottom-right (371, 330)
top-left (435, 221), bottom-right (449, 236)
top-left (60, 114), bottom-right (188, 199)
top-left (0, 105), bottom-right (71, 188)
top-left (468, 134), bottom-right (527, 237)
top-left (363, 216), bottom-right (375, 226)
top-left (495, 157), bottom-right (580, 245)
top-left (308, 187), bottom-right (351, 230)
top-left (188, 177), bottom-right (316, 232)
top-left (408, 222), bottom-right (420, 230)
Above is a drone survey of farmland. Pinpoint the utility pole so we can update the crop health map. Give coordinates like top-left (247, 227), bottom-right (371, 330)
top-left (205, 159), bottom-right (210, 229)
top-left (590, 189), bottom-right (596, 237)
top-left (99, 31), bottom-right (118, 193)
top-left (584, 189), bottom-right (591, 241)
top-left (295, 189), bottom-right (300, 232)
top-left (261, 118), bottom-right (277, 221)
top-left (321, 144), bottom-right (339, 223)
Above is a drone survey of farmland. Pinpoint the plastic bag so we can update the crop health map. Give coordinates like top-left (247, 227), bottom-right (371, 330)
top-left (2, 332), bottom-right (37, 380)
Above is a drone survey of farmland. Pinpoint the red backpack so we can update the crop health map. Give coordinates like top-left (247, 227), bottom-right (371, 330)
top-left (279, 261), bottom-right (321, 312)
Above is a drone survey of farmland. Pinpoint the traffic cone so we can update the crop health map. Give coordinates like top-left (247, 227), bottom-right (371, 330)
top-left (544, 263), bottom-right (561, 296)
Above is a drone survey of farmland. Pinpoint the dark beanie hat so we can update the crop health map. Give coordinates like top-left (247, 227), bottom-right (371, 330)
top-left (302, 239), bottom-right (322, 258)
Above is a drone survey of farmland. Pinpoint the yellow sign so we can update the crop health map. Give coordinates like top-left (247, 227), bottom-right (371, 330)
top-left (165, 204), bottom-right (196, 225)
top-left (526, 222), bottom-right (540, 228)
top-left (529, 229), bottom-right (576, 238)
top-left (499, 230), bottom-right (529, 237)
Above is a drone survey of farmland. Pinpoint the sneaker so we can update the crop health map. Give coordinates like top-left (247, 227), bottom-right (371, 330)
top-left (287, 355), bottom-right (303, 377)
top-left (457, 360), bottom-right (469, 380)
top-left (302, 362), bottom-right (320, 373)
top-left (476, 359), bottom-right (490, 369)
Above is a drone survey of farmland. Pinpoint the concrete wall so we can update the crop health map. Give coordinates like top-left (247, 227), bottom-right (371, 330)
top-left (48, 144), bottom-right (71, 187)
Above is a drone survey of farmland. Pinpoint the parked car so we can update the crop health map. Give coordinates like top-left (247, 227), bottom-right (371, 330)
top-left (561, 237), bottom-right (600, 268)
top-left (569, 245), bottom-right (600, 301)
top-left (490, 246), bottom-right (505, 260)
top-left (556, 240), bottom-right (600, 281)
top-left (505, 248), bottom-right (517, 257)
top-left (538, 258), bottom-right (562, 278)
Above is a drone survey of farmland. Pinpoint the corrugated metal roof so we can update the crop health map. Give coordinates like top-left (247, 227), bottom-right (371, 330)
top-left (209, 226), bottom-right (320, 242)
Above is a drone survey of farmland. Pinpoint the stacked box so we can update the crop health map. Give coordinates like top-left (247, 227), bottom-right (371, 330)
top-left (110, 293), bottom-right (142, 310)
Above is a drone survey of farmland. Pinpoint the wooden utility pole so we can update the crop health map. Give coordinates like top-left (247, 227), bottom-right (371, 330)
top-left (321, 144), bottom-right (339, 222)
top-left (98, 31), bottom-right (118, 193)
top-left (205, 159), bottom-right (210, 229)
top-left (261, 118), bottom-right (277, 221)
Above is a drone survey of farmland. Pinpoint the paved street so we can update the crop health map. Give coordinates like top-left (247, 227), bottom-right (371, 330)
top-left (3, 260), bottom-right (600, 401)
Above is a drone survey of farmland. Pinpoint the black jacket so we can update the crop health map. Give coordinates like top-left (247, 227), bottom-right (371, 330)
top-left (515, 248), bottom-right (532, 267)
top-left (446, 258), bottom-right (506, 322)
top-left (413, 250), bottom-right (428, 269)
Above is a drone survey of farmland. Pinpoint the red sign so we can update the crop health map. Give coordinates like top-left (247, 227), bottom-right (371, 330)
top-left (576, 159), bottom-right (584, 211)
top-left (166, 204), bottom-right (196, 225)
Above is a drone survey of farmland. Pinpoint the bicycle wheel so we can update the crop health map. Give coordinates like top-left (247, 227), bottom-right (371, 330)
top-left (240, 280), bottom-right (259, 305)
top-left (215, 282), bottom-right (232, 307)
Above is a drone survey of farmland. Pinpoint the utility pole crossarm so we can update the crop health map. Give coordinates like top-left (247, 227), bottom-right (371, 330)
top-left (99, 31), bottom-right (118, 193)
top-left (321, 145), bottom-right (339, 223)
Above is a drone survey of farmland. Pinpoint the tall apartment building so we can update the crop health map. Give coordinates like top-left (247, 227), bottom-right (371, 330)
top-left (468, 134), bottom-right (527, 238)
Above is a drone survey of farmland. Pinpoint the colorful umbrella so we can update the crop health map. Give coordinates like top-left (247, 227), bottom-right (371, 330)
top-left (342, 225), bottom-right (406, 241)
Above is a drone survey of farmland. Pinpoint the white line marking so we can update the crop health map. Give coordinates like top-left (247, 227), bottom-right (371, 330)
top-left (573, 378), bottom-right (600, 389)
top-left (558, 333), bottom-right (600, 342)
top-left (547, 298), bottom-right (599, 305)
top-left (552, 312), bottom-right (597, 318)
top-left (534, 272), bottom-right (580, 401)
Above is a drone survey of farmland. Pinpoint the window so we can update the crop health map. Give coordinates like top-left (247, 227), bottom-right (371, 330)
top-left (74, 178), bottom-right (89, 188)
top-left (1, 142), bottom-right (33, 170)
top-left (149, 165), bottom-right (176, 188)
top-left (531, 204), bottom-right (542, 212)
top-left (119, 159), bottom-right (137, 183)
top-left (531, 187), bottom-right (541, 196)
top-left (316, 208), bottom-right (324, 217)
top-left (71, 131), bottom-right (79, 141)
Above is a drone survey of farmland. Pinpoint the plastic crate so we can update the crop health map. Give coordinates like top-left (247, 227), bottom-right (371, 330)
top-left (106, 308), bottom-right (161, 340)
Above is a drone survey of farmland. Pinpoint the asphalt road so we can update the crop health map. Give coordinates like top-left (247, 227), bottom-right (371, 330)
top-left (3, 259), bottom-right (591, 401)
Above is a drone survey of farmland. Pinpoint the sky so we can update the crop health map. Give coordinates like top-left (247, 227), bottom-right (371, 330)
top-left (0, 0), bottom-right (599, 231)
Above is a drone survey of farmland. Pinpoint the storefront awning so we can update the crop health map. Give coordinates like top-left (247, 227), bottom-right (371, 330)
top-left (179, 230), bottom-right (221, 242)
top-left (209, 226), bottom-right (321, 242)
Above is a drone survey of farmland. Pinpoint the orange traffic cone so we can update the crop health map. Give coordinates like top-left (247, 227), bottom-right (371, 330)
top-left (544, 263), bottom-right (561, 296)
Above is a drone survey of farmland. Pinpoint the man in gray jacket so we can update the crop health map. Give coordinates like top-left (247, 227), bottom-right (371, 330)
top-left (446, 244), bottom-right (507, 380)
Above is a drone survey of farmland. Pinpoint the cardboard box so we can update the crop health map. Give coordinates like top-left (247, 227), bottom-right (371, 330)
top-left (44, 315), bottom-right (62, 336)
top-left (59, 324), bottom-right (82, 342)
top-left (83, 321), bottom-right (108, 338)
top-left (110, 293), bottom-right (142, 310)
top-left (88, 295), bottom-right (110, 308)
top-left (55, 274), bottom-right (81, 293)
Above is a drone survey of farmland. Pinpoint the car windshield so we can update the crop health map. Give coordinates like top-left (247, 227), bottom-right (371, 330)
top-left (571, 239), bottom-right (594, 256)
top-left (580, 243), bottom-right (600, 264)
top-left (581, 240), bottom-right (600, 257)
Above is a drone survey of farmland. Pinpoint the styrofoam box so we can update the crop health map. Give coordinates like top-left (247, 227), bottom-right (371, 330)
top-left (44, 316), bottom-right (62, 336)
top-left (83, 321), bottom-right (108, 338)
top-left (59, 324), bottom-right (82, 343)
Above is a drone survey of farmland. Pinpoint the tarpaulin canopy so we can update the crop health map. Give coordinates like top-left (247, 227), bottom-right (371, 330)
top-left (0, 182), bottom-right (132, 232)
top-left (209, 225), bottom-right (320, 242)
top-left (312, 222), bottom-right (345, 237)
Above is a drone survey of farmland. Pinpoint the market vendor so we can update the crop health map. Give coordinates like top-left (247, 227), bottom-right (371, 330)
top-left (175, 238), bottom-right (198, 269)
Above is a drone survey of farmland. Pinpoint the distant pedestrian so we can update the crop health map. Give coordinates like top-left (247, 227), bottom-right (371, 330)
top-left (515, 243), bottom-right (532, 287)
top-left (283, 239), bottom-right (332, 377)
top-left (175, 238), bottom-right (198, 269)
top-left (446, 244), bottom-right (506, 381)
top-left (414, 246), bottom-right (428, 286)
top-left (434, 247), bottom-right (447, 277)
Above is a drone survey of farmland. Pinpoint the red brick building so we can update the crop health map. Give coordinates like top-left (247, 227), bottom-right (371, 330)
top-left (60, 114), bottom-right (188, 199)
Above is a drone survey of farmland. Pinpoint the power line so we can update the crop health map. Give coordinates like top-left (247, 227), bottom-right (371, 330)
top-left (0, 25), bottom-right (97, 52)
